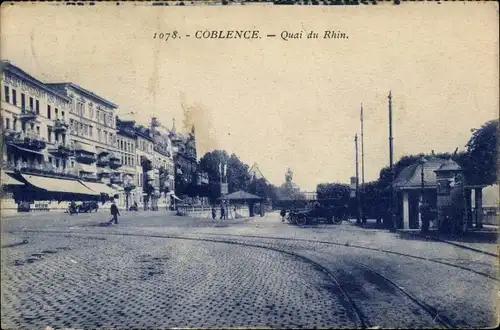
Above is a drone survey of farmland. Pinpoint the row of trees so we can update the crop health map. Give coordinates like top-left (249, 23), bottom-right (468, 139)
top-left (197, 150), bottom-right (306, 203)
top-left (316, 119), bottom-right (498, 219)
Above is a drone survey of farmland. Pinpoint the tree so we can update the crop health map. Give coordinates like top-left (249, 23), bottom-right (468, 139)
top-left (466, 119), bottom-right (498, 186)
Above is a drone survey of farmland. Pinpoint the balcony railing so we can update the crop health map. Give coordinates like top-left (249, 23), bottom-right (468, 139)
top-left (17, 108), bottom-right (38, 121)
top-left (75, 152), bottom-right (96, 164)
top-left (8, 131), bottom-right (47, 150)
top-left (48, 141), bottom-right (73, 157)
top-left (96, 157), bottom-right (110, 167)
top-left (109, 158), bottom-right (122, 169)
top-left (110, 175), bottom-right (123, 184)
top-left (53, 119), bottom-right (69, 132)
top-left (2, 160), bottom-right (101, 182)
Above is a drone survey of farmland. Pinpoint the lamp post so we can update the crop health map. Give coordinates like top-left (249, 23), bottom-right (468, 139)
top-left (419, 156), bottom-right (428, 232)
top-left (420, 156), bottom-right (427, 201)
top-left (388, 91), bottom-right (396, 232)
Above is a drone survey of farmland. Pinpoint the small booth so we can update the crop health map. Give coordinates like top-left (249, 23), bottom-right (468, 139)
top-left (222, 190), bottom-right (264, 218)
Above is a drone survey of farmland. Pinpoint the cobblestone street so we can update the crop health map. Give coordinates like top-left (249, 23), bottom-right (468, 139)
top-left (2, 211), bottom-right (498, 329)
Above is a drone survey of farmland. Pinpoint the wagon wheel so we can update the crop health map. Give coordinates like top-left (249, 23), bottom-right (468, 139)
top-left (287, 214), bottom-right (296, 224)
top-left (296, 214), bottom-right (308, 226)
top-left (332, 215), bottom-right (343, 224)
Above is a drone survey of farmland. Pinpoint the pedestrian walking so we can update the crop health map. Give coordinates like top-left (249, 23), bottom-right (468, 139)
top-left (211, 205), bottom-right (217, 220)
top-left (109, 199), bottom-right (120, 224)
top-left (220, 204), bottom-right (226, 220)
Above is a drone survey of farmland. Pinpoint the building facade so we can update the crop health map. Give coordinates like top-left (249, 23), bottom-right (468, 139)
top-left (1, 60), bottom-right (117, 212)
top-left (1, 60), bottom-right (208, 212)
top-left (116, 118), bottom-right (139, 210)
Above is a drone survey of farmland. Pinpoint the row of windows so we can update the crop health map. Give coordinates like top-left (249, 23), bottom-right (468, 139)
top-left (73, 100), bottom-right (115, 128)
top-left (117, 137), bottom-right (135, 154)
top-left (69, 119), bottom-right (117, 147)
top-left (4, 85), bottom-right (66, 120)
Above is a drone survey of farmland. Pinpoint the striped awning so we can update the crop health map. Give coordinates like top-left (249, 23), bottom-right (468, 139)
top-left (22, 174), bottom-right (98, 195)
top-left (1, 171), bottom-right (24, 186)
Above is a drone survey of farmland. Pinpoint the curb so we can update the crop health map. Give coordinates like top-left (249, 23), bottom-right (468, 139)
top-left (396, 230), bottom-right (499, 258)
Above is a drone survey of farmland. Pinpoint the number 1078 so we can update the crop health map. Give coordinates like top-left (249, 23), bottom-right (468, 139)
top-left (153, 32), bottom-right (179, 41)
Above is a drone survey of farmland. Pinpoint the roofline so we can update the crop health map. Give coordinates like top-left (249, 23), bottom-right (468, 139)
top-left (47, 82), bottom-right (118, 109)
top-left (1, 60), bottom-right (72, 102)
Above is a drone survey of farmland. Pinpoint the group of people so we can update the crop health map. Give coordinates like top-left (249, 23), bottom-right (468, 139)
top-left (212, 204), bottom-right (228, 220)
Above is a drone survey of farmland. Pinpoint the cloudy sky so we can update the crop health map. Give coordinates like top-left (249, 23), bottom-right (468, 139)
top-left (1, 2), bottom-right (498, 190)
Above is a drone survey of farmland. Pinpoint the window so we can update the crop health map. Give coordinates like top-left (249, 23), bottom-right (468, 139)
top-left (77, 102), bottom-right (84, 116)
top-left (29, 97), bottom-right (34, 110)
top-left (54, 107), bottom-right (58, 118)
top-left (61, 110), bottom-right (64, 119)
top-left (12, 89), bottom-right (17, 105)
top-left (48, 157), bottom-right (53, 164)
top-left (4, 86), bottom-right (9, 103)
top-left (47, 105), bottom-right (52, 119)
top-left (84, 124), bottom-right (88, 135)
top-left (13, 118), bottom-right (17, 131)
top-left (97, 128), bottom-right (101, 141)
top-left (88, 104), bottom-right (93, 119)
top-left (79, 122), bottom-right (83, 135)
top-left (97, 110), bottom-right (100, 121)
top-left (5, 118), bottom-right (10, 129)
top-left (36, 126), bottom-right (40, 135)
top-left (89, 126), bottom-right (93, 137)
top-left (71, 161), bottom-right (75, 168)
top-left (47, 127), bottom-right (52, 142)
top-left (35, 100), bottom-right (40, 114)
top-left (21, 93), bottom-right (26, 109)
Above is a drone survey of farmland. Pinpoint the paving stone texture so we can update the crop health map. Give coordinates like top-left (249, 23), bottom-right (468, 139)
top-left (1, 211), bottom-right (498, 329)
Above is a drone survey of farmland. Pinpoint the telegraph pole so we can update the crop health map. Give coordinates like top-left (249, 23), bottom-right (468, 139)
top-left (361, 103), bottom-right (365, 187)
top-left (389, 91), bottom-right (396, 231)
top-left (355, 134), bottom-right (361, 224)
top-left (360, 103), bottom-right (365, 224)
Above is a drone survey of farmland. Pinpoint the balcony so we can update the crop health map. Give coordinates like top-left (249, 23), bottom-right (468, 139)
top-left (48, 141), bottom-right (73, 158)
top-left (140, 156), bottom-right (153, 171)
top-left (3, 160), bottom-right (75, 179)
top-left (17, 108), bottom-right (37, 122)
top-left (97, 168), bottom-right (111, 177)
top-left (8, 131), bottom-right (47, 151)
top-left (74, 142), bottom-right (96, 164)
top-left (53, 119), bottom-right (69, 133)
top-left (75, 152), bottom-right (96, 164)
top-left (96, 157), bottom-right (110, 167)
top-left (109, 159), bottom-right (121, 170)
top-left (110, 175), bottom-right (123, 184)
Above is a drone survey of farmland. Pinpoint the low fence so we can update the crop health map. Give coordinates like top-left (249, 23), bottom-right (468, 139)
top-left (176, 205), bottom-right (250, 219)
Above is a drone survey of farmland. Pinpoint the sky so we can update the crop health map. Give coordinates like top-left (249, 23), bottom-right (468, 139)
top-left (1, 2), bottom-right (498, 191)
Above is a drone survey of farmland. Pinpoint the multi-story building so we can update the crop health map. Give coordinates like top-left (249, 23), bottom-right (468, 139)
top-left (0, 60), bottom-right (116, 212)
top-left (116, 117), bottom-right (138, 210)
top-left (1, 60), bottom-right (71, 175)
top-left (168, 120), bottom-right (199, 197)
top-left (134, 124), bottom-right (155, 209)
top-left (47, 82), bottom-right (119, 197)
top-left (150, 117), bottom-right (176, 209)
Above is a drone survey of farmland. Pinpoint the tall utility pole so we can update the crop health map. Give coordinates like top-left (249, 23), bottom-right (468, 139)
top-left (355, 134), bottom-right (361, 224)
top-left (360, 103), bottom-right (365, 224)
top-left (388, 91), bottom-right (396, 231)
top-left (360, 103), bottom-right (365, 187)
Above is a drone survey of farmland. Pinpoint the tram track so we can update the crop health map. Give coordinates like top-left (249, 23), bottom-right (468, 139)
top-left (8, 229), bottom-right (467, 328)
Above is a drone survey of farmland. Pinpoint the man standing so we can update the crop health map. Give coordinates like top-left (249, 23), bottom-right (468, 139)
top-left (109, 199), bottom-right (120, 224)
top-left (220, 203), bottom-right (226, 220)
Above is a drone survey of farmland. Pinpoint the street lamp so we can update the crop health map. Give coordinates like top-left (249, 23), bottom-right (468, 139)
top-left (419, 156), bottom-right (428, 231)
top-left (419, 156), bottom-right (427, 202)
